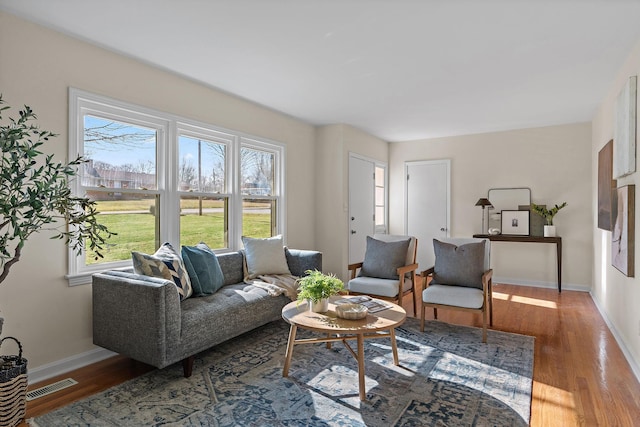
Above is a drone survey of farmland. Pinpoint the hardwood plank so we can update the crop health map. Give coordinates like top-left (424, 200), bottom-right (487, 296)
top-left (19, 283), bottom-right (640, 426)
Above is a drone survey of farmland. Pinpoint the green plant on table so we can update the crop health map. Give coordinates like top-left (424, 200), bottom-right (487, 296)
top-left (0, 95), bottom-right (115, 285)
top-left (531, 202), bottom-right (568, 226)
top-left (296, 269), bottom-right (344, 304)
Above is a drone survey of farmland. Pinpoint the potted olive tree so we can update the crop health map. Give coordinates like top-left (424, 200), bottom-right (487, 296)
top-left (531, 202), bottom-right (567, 237)
top-left (0, 95), bottom-right (114, 332)
top-left (297, 269), bottom-right (344, 312)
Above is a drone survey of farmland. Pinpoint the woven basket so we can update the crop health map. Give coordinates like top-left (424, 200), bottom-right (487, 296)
top-left (0, 337), bottom-right (27, 427)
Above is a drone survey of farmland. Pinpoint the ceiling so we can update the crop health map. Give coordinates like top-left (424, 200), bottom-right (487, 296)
top-left (3, 0), bottom-right (640, 142)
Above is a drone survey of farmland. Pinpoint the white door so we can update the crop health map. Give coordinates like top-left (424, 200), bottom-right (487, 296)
top-left (349, 156), bottom-right (375, 264)
top-left (406, 160), bottom-right (450, 269)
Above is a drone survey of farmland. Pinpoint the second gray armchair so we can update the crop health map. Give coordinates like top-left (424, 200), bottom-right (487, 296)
top-left (420, 237), bottom-right (493, 342)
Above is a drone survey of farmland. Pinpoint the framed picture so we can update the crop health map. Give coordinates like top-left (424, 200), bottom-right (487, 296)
top-left (519, 204), bottom-right (545, 237)
top-left (501, 210), bottom-right (529, 236)
top-left (613, 76), bottom-right (637, 179)
top-left (598, 140), bottom-right (617, 230)
top-left (612, 185), bottom-right (635, 277)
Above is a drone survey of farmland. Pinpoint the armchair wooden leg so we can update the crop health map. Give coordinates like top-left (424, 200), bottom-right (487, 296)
top-left (482, 309), bottom-right (487, 343)
top-left (489, 286), bottom-right (494, 326)
top-left (433, 308), bottom-right (438, 320)
top-left (412, 291), bottom-right (417, 317)
top-left (420, 304), bottom-right (425, 332)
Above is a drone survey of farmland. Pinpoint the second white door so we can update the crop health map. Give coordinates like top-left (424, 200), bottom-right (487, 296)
top-left (406, 159), bottom-right (450, 269)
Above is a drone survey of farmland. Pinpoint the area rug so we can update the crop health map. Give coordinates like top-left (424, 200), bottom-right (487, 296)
top-left (30, 317), bottom-right (534, 426)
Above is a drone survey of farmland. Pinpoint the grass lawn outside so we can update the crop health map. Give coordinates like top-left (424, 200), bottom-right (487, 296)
top-left (87, 209), bottom-right (271, 264)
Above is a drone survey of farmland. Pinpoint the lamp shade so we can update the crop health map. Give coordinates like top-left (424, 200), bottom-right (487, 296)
top-left (475, 198), bottom-right (493, 208)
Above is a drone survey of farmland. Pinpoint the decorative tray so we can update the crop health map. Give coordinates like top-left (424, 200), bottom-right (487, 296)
top-left (335, 303), bottom-right (368, 320)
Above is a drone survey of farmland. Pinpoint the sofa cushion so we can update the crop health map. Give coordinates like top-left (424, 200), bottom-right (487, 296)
top-left (132, 242), bottom-right (193, 300)
top-left (360, 236), bottom-right (410, 280)
top-left (181, 243), bottom-right (224, 296)
top-left (176, 283), bottom-right (289, 359)
top-left (432, 239), bottom-right (486, 289)
top-left (241, 235), bottom-right (291, 279)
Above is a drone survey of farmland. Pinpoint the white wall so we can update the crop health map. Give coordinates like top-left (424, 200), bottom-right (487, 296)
top-left (315, 124), bottom-right (388, 279)
top-left (389, 123), bottom-right (593, 290)
top-left (591, 38), bottom-right (640, 376)
top-left (4, 6), bottom-right (631, 381)
top-left (0, 12), bottom-right (316, 371)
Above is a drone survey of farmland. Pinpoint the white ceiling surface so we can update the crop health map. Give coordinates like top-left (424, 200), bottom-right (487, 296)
top-left (3, 1), bottom-right (640, 142)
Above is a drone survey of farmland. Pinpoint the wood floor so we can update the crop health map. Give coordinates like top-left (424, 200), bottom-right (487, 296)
top-left (20, 283), bottom-right (640, 426)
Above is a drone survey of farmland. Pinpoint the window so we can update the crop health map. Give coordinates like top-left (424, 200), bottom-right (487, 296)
top-left (77, 110), bottom-right (167, 269)
top-left (241, 140), bottom-right (282, 238)
top-left (375, 165), bottom-right (387, 233)
top-left (178, 128), bottom-right (231, 249)
top-left (68, 89), bottom-right (284, 284)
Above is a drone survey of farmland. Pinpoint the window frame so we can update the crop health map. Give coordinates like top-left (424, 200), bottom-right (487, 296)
top-left (176, 123), bottom-right (235, 250)
top-left (239, 137), bottom-right (286, 240)
top-left (374, 164), bottom-right (388, 234)
top-left (67, 88), bottom-right (285, 285)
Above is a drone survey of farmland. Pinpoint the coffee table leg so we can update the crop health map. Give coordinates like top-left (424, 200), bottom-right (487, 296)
top-left (357, 334), bottom-right (366, 401)
top-left (390, 328), bottom-right (399, 366)
top-left (283, 325), bottom-right (297, 377)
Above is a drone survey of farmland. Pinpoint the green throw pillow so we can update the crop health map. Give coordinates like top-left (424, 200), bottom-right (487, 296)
top-left (181, 243), bottom-right (224, 296)
top-left (132, 242), bottom-right (193, 301)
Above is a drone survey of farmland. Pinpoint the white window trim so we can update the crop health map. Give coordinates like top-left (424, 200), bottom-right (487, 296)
top-left (238, 137), bottom-right (286, 248)
top-left (67, 88), bottom-right (286, 285)
top-left (176, 122), bottom-right (237, 249)
top-left (375, 163), bottom-right (388, 234)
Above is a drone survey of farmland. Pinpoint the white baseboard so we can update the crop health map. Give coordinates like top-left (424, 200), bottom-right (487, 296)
top-left (589, 293), bottom-right (640, 384)
top-left (492, 276), bottom-right (591, 292)
top-left (28, 347), bottom-right (117, 385)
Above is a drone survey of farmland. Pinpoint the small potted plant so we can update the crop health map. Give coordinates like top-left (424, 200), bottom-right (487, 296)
top-left (297, 269), bottom-right (344, 312)
top-left (531, 202), bottom-right (567, 237)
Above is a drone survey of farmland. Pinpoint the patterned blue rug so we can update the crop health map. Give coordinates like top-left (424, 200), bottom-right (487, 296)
top-left (30, 317), bottom-right (534, 426)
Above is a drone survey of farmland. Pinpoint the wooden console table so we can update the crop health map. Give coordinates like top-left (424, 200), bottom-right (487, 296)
top-left (473, 234), bottom-right (562, 292)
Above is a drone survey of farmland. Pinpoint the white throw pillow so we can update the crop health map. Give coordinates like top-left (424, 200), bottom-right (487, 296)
top-left (242, 235), bottom-right (291, 279)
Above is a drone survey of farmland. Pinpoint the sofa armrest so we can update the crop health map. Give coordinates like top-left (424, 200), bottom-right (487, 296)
top-left (285, 248), bottom-right (322, 276)
top-left (92, 271), bottom-right (181, 369)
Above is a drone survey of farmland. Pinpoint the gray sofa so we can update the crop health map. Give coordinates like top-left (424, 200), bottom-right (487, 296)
top-left (92, 248), bottom-right (321, 377)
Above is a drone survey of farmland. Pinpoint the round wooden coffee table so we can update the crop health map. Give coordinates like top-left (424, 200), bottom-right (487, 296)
top-left (281, 295), bottom-right (406, 401)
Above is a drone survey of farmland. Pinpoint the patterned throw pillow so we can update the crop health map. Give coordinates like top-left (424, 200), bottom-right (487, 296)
top-left (132, 242), bottom-right (193, 301)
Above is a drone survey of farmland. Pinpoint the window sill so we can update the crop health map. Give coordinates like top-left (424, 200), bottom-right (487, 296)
top-left (66, 266), bottom-right (134, 287)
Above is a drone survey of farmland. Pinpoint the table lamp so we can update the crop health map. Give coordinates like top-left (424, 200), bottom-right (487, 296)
top-left (475, 198), bottom-right (493, 234)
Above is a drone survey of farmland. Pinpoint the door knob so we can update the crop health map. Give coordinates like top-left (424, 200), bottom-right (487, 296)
top-left (351, 230), bottom-right (356, 234)
top-left (440, 227), bottom-right (447, 232)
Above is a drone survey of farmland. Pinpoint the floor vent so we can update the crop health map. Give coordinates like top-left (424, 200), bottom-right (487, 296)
top-left (26, 378), bottom-right (78, 401)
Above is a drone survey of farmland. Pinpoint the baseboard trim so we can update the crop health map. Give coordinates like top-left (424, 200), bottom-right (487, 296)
top-left (492, 276), bottom-right (591, 292)
top-left (589, 293), bottom-right (640, 384)
top-left (28, 347), bottom-right (117, 385)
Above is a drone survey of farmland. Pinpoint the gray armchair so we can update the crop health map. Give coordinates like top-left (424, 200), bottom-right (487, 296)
top-left (347, 234), bottom-right (419, 315)
top-left (420, 237), bottom-right (492, 342)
